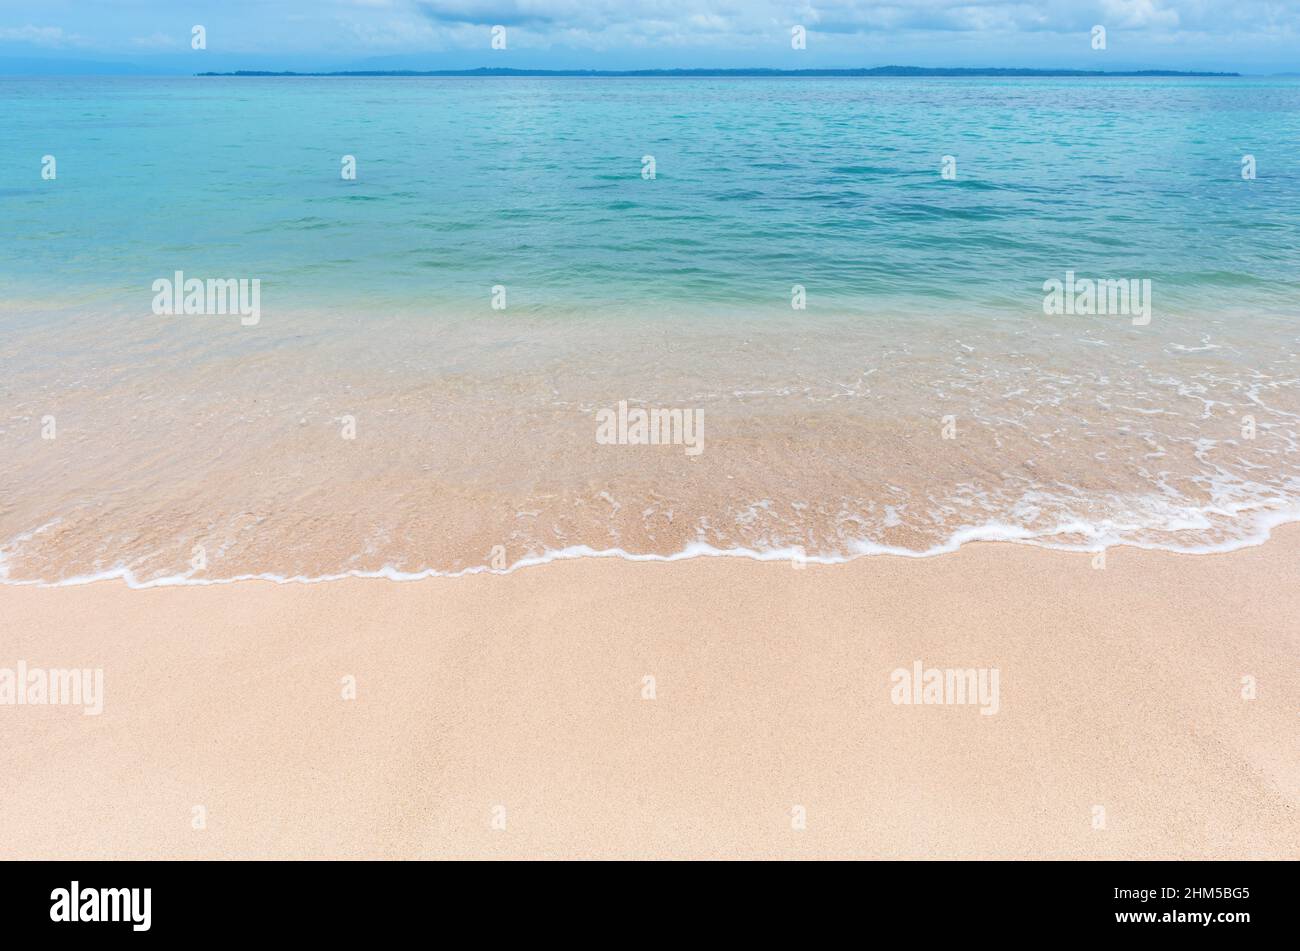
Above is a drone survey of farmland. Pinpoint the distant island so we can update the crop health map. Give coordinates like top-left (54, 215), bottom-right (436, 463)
top-left (197, 66), bottom-right (1239, 78)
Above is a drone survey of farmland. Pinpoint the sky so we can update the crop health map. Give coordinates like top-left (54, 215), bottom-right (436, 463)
top-left (0, 0), bottom-right (1297, 75)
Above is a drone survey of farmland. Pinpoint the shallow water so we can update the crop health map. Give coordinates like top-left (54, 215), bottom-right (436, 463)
top-left (2, 77), bottom-right (1298, 584)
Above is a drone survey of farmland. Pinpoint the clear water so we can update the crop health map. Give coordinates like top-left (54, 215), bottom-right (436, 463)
top-left (2, 77), bottom-right (1298, 584)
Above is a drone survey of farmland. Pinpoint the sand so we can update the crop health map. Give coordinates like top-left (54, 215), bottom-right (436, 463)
top-left (1, 530), bottom-right (1297, 860)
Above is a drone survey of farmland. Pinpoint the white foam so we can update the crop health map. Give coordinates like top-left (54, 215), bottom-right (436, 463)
top-left (4, 504), bottom-right (1300, 590)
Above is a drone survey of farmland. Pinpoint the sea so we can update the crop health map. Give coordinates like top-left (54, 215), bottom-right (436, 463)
top-left (2, 75), bottom-right (1298, 584)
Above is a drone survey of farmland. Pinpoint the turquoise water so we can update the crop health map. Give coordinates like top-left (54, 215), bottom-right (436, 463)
top-left (4, 76), bottom-right (1300, 317)
top-left (2, 76), bottom-right (1300, 583)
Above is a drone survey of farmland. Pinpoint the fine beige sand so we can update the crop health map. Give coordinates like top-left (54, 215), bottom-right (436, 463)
top-left (2, 530), bottom-right (1297, 860)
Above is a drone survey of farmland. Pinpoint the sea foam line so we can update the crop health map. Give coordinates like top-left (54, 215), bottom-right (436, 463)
top-left (3, 504), bottom-right (1300, 590)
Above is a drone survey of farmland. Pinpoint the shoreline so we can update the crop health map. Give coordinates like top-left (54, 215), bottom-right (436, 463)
top-left (7, 296), bottom-right (1296, 587)
top-left (3, 527), bottom-right (1296, 859)
top-left (6, 507), bottom-right (1300, 589)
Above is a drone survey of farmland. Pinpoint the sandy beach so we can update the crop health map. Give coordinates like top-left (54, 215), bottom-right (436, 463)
top-left (2, 529), bottom-right (1296, 860)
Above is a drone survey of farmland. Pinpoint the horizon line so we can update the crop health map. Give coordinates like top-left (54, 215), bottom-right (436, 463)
top-left (192, 65), bottom-right (1241, 79)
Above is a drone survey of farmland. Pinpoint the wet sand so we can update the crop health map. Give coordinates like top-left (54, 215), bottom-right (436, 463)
top-left (5, 303), bottom-right (1299, 584)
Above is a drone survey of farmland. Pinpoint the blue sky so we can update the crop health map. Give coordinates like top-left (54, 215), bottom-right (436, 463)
top-left (1, 1), bottom-right (1298, 74)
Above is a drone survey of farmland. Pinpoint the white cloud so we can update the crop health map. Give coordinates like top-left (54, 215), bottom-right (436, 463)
top-left (1, 1), bottom-right (1296, 67)
top-left (0, 25), bottom-right (86, 48)
top-left (1101, 0), bottom-right (1180, 29)
top-left (130, 32), bottom-right (182, 50)
top-left (404, 1), bottom-right (1265, 36)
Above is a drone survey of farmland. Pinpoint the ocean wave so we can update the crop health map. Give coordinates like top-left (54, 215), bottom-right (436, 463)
top-left (4, 503), bottom-right (1298, 590)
